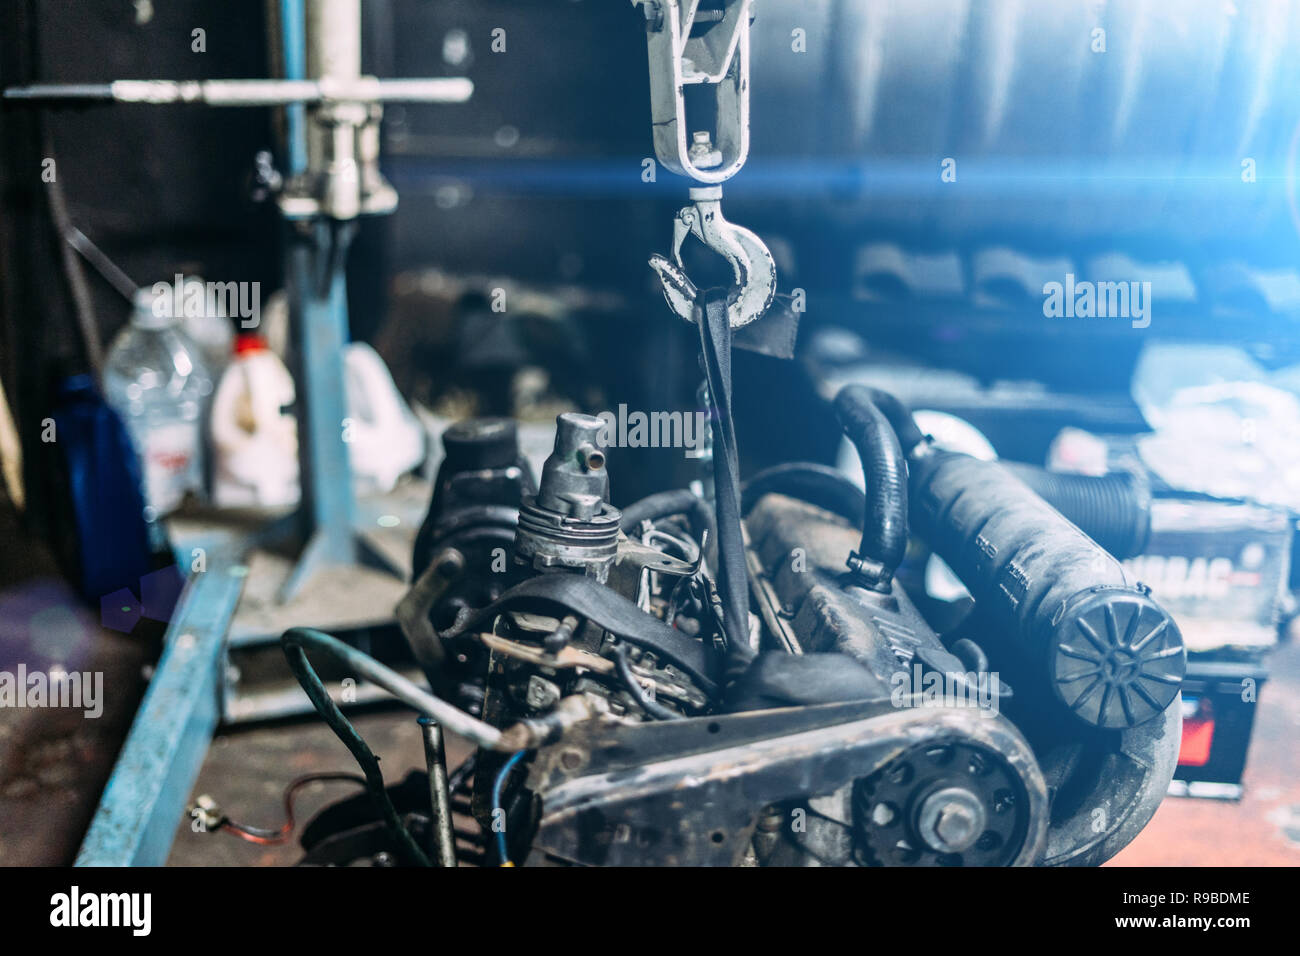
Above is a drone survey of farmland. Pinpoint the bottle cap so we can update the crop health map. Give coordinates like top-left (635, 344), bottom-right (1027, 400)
top-left (234, 334), bottom-right (268, 355)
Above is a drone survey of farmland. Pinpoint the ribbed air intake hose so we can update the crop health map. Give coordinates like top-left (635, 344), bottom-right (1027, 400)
top-left (999, 464), bottom-right (1152, 560)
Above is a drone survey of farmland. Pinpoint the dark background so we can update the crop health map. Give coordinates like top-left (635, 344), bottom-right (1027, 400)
top-left (6, 0), bottom-right (1300, 526)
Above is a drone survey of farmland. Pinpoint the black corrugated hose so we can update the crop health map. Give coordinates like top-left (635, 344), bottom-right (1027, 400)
top-left (1000, 463), bottom-right (1152, 559)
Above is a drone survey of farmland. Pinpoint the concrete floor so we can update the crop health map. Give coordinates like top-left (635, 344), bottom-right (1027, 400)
top-left (0, 600), bottom-right (150, 866)
top-left (0, 494), bottom-right (155, 867)
top-left (167, 709), bottom-right (477, 866)
top-left (1108, 633), bottom-right (1300, 866)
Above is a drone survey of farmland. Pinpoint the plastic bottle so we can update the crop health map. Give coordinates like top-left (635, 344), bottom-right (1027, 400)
top-left (344, 341), bottom-right (426, 495)
top-left (46, 373), bottom-right (157, 600)
top-left (103, 287), bottom-right (213, 518)
top-left (175, 274), bottom-right (235, 377)
top-left (210, 334), bottom-right (300, 509)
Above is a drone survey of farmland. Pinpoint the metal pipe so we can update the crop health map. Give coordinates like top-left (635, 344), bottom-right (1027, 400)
top-left (280, 627), bottom-right (507, 750)
top-left (280, 0), bottom-right (308, 174)
top-left (306, 0), bottom-right (361, 82)
top-left (419, 717), bottom-right (458, 867)
top-left (65, 228), bottom-right (139, 300)
top-left (2, 78), bottom-right (472, 105)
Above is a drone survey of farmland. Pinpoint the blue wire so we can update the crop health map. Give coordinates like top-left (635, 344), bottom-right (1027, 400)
top-left (492, 751), bottom-right (527, 865)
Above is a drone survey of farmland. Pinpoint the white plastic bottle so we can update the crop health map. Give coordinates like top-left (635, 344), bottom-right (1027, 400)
top-left (344, 341), bottom-right (426, 494)
top-left (103, 287), bottom-right (214, 518)
top-left (210, 334), bottom-right (300, 509)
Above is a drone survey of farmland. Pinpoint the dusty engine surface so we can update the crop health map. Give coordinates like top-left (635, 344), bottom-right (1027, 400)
top-left (395, 385), bottom-right (1186, 867)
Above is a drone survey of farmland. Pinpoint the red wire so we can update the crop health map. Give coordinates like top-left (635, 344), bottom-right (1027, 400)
top-left (216, 772), bottom-right (366, 846)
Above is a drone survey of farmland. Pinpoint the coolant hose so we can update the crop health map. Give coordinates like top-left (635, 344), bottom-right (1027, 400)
top-left (833, 385), bottom-right (910, 589)
top-left (853, 385), bottom-right (927, 455)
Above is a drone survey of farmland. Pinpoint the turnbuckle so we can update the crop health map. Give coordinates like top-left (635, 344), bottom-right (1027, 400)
top-left (648, 185), bottom-right (777, 328)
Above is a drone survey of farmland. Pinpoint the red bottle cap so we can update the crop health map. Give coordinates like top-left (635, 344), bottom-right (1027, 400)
top-left (234, 334), bottom-right (268, 355)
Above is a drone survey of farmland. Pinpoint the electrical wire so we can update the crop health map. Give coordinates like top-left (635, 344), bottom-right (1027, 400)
top-left (280, 626), bottom-right (505, 750)
top-left (216, 772), bottom-right (366, 846)
top-left (612, 643), bottom-right (684, 721)
top-left (492, 750), bottom-right (527, 866)
top-left (280, 627), bottom-right (436, 866)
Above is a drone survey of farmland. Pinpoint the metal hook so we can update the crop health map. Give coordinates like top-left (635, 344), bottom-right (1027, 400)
top-left (649, 187), bottom-right (776, 329)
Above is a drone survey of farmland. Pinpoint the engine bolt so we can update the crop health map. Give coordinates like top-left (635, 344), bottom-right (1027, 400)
top-left (915, 787), bottom-right (986, 854)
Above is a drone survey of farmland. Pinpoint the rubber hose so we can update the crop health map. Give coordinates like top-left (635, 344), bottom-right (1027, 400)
top-left (280, 628), bottom-right (435, 866)
top-left (833, 385), bottom-right (910, 589)
top-left (852, 385), bottom-right (926, 455)
top-left (741, 461), bottom-right (866, 527)
top-left (281, 627), bottom-right (505, 751)
top-left (619, 488), bottom-right (717, 545)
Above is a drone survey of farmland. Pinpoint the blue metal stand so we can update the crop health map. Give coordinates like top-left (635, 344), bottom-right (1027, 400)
top-left (273, 0), bottom-right (401, 603)
top-left (275, 220), bottom-right (402, 602)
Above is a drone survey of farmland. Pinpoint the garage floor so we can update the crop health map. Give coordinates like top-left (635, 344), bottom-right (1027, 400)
top-left (0, 497), bottom-right (155, 867)
top-left (1108, 633), bottom-right (1300, 866)
top-left (167, 709), bottom-right (477, 866)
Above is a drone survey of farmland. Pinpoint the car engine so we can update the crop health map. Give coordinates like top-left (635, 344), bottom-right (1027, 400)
top-left (319, 377), bottom-right (1187, 867)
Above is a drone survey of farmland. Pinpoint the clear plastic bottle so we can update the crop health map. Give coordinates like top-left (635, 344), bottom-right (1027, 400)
top-left (103, 286), bottom-right (214, 519)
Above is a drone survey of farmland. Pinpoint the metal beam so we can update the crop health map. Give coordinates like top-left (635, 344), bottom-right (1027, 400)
top-left (75, 562), bottom-right (246, 866)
